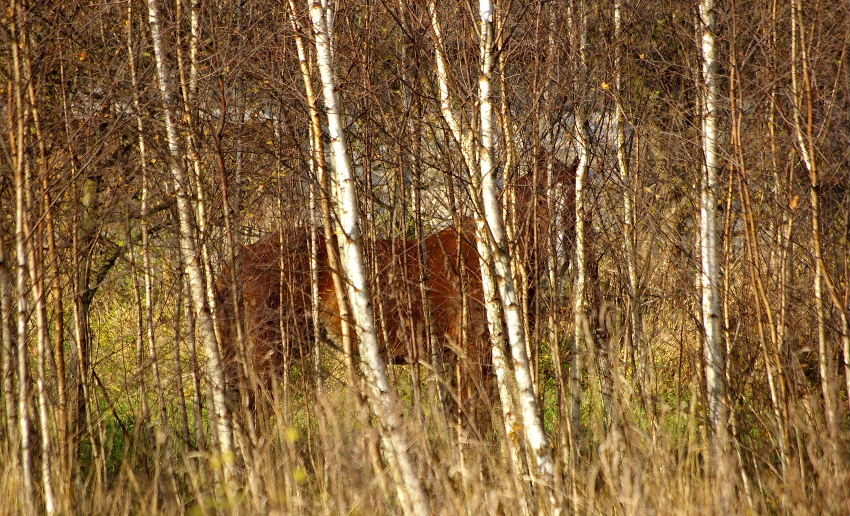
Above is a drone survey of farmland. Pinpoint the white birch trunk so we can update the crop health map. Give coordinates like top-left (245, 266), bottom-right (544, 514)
top-left (428, 0), bottom-right (529, 487)
top-left (0, 241), bottom-right (15, 444)
top-left (307, 3), bottom-right (431, 514)
top-left (569, 0), bottom-right (599, 448)
top-left (14, 156), bottom-right (35, 516)
top-left (614, 0), bottom-right (646, 390)
top-left (145, 0), bottom-right (238, 487)
top-left (287, 0), bottom-right (357, 380)
top-left (175, 0), bottom-right (221, 363)
top-left (698, 0), bottom-right (729, 462)
top-left (28, 239), bottom-right (57, 516)
top-left (478, 3), bottom-right (559, 510)
top-left (308, 166), bottom-right (323, 392)
top-left (189, 0), bottom-right (200, 100)
top-left (427, 1), bottom-right (477, 175)
top-left (23, 197), bottom-right (57, 515)
top-left (286, 0), bottom-right (325, 393)
top-left (571, 111), bottom-right (590, 439)
top-left (13, 11), bottom-right (57, 512)
top-left (10, 5), bottom-right (35, 509)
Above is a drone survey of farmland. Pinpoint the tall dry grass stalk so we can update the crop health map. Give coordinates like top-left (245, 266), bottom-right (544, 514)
top-left (0, 349), bottom-right (846, 516)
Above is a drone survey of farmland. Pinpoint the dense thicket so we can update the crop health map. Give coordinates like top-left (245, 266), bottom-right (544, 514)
top-left (1, 0), bottom-right (848, 514)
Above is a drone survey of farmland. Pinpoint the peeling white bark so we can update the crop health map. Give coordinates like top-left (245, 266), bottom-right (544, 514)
top-left (145, 0), bottom-right (238, 487)
top-left (308, 2), bottom-right (431, 514)
top-left (427, 1), bottom-right (477, 174)
top-left (571, 111), bottom-right (590, 439)
top-left (429, 0), bottom-right (522, 477)
top-left (698, 0), bottom-right (728, 452)
top-left (10, 5), bottom-right (35, 509)
top-left (478, 2), bottom-right (558, 510)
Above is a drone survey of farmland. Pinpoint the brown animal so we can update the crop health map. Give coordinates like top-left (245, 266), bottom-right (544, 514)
top-left (214, 159), bottom-right (577, 411)
top-left (215, 223), bottom-right (488, 389)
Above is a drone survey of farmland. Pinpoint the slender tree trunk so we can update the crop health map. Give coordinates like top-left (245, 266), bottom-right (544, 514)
top-left (537, 5), bottom-right (573, 478)
top-left (730, 23), bottom-right (790, 472)
top-left (25, 195), bottom-right (57, 516)
top-left (568, 0), bottom-right (597, 458)
top-left (0, 240), bottom-right (15, 445)
top-left (307, 2), bottom-right (431, 514)
top-left (127, 222), bottom-right (152, 420)
top-left (180, 252), bottom-right (207, 451)
top-left (426, 1), bottom-right (477, 175)
top-left (22, 41), bottom-right (69, 503)
top-left (69, 199), bottom-right (102, 487)
top-left (571, 106), bottom-right (590, 442)
top-left (42, 170), bottom-right (68, 503)
top-left (58, 57), bottom-right (99, 484)
top-left (9, 4), bottom-right (36, 509)
top-left (145, 0), bottom-right (239, 492)
top-left (171, 260), bottom-right (192, 445)
top-left (427, 0), bottom-right (527, 485)
top-left (288, 0), bottom-right (357, 381)
top-left (20, 45), bottom-right (60, 505)
top-left (307, 153), bottom-right (323, 395)
top-left (14, 154), bottom-right (36, 516)
top-left (175, 0), bottom-right (221, 353)
top-left (173, 3), bottom-right (219, 348)
top-left (789, 0), bottom-right (849, 444)
top-left (402, 4), bottom-right (448, 418)
top-left (698, 0), bottom-right (731, 487)
top-left (613, 0), bottom-right (647, 395)
top-left (213, 88), bottom-right (268, 510)
top-left (127, 0), bottom-right (155, 424)
top-left (478, 5), bottom-right (559, 510)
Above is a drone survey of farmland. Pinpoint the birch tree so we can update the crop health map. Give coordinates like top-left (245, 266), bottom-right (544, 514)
top-left (427, 0), bottom-right (523, 480)
top-left (9, 3), bottom-right (35, 510)
top-left (26, 41), bottom-right (69, 501)
top-left (477, 0), bottom-right (558, 495)
top-left (145, 0), bottom-right (239, 491)
top-left (307, 2), bottom-right (431, 514)
top-left (425, 1), bottom-right (558, 509)
top-left (286, 0), bottom-right (356, 381)
top-left (697, 0), bottom-right (730, 478)
top-left (613, 0), bottom-right (647, 394)
top-left (569, 0), bottom-right (597, 450)
top-left (21, 62), bottom-right (58, 511)
top-left (25, 185), bottom-right (57, 516)
top-left (430, 2), bottom-right (523, 460)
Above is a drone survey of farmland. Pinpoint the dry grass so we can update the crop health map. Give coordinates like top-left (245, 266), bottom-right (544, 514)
top-left (1, 357), bottom-right (847, 516)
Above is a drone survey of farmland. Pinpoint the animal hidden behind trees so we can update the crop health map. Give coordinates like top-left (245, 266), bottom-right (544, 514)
top-left (1, 0), bottom-right (848, 514)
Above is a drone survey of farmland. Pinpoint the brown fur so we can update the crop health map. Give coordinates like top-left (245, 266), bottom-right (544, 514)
top-left (215, 223), bottom-right (487, 383)
top-left (214, 159), bottom-right (577, 404)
